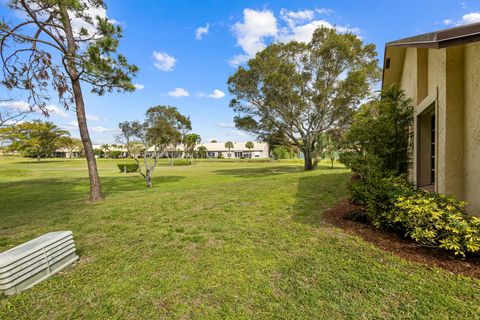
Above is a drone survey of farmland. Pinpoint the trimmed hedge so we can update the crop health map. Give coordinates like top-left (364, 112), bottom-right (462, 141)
top-left (173, 159), bottom-right (191, 166)
top-left (117, 163), bottom-right (139, 173)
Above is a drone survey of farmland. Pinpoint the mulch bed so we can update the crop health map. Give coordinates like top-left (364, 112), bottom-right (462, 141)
top-left (322, 198), bottom-right (480, 279)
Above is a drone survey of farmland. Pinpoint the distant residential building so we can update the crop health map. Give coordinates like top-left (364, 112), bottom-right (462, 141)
top-left (54, 147), bottom-right (82, 158)
top-left (148, 141), bottom-right (270, 159)
top-left (199, 142), bottom-right (269, 159)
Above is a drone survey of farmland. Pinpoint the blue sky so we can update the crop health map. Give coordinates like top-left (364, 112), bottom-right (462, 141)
top-left (1, 0), bottom-right (480, 144)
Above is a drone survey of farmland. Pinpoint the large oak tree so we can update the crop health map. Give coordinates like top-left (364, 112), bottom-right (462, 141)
top-left (228, 27), bottom-right (380, 170)
top-left (0, 0), bottom-right (138, 200)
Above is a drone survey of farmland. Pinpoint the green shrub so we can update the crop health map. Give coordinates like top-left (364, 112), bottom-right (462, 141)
top-left (117, 163), bottom-right (139, 172)
top-left (94, 148), bottom-right (104, 157)
top-left (359, 176), bottom-right (480, 257)
top-left (340, 85), bottom-right (480, 257)
top-left (217, 153), bottom-right (224, 159)
top-left (110, 151), bottom-right (122, 159)
top-left (173, 159), bottom-right (191, 166)
top-left (340, 85), bottom-right (414, 177)
top-left (273, 146), bottom-right (294, 160)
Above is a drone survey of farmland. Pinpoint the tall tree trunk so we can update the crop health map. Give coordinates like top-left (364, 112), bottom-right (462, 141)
top-left (73, 78), bottom-right (103, 201)
top-left (303, 148), bottom-right (316, 170)
top-left (59, 4), bottom-right (103, 201)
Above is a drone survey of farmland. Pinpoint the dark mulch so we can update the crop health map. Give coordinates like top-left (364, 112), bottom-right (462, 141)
top-left (322, 198), bottom-right (480, 279)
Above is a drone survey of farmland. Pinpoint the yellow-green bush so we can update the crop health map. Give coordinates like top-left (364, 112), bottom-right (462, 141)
top-left (384, 192), bottom-right (480, 256)
top-left (364, 179), bottom-right (480, 257)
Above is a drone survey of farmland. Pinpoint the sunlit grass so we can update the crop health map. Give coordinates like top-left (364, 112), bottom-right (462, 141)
top-left (0, 156), bottom-right (479, 319)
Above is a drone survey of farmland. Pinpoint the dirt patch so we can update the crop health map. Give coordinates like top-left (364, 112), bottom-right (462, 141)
top-left (323, 198), bottom-right (480, 279)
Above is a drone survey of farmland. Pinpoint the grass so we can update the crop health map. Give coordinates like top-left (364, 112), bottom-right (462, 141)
top-left (0, 156), bottom-right (479, 319)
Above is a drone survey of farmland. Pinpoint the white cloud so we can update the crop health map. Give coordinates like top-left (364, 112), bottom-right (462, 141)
top-left (278, 19), bottom-right (359, 43)
top-left (315, 8), bottom-right (334, 15)
top-left (280, 9), bottom-right (315, 28)
top-left (64, 120), bottom-right (79, 130)
top-left (45, 105), bottom-right (69, 119)
top-left (195, 23), bottom-right (210, 40)
top-left (0, 100), bottom-right (69, 119)
top-left (69, 3), bottom-right (121, 39)
top-left (70, 6), bottom-right (107, 36)
top-left (230, 9), bottom-right (278, 66)
top-left (91, 126), bottom-right (110, 133)
top-left (0, 100), bottom-right (30, 111)
top-left (444, 12), bottom-right (480, 26)
top-left (134, 83), bottom-right (145, 90)
top-left (230, 8), bottom-right (360, 66)
top-left (216, 122), bottom-right (235, 128)
top-left (86, 114), bottom-right (100, 121)
top-left (168, 88), bottom-right (190, 97)
top-left (207, 89), bottom-right (226, 99)
top-left (228, 54), bottom-right (250, 67)
top-left (459, 12), bottom-right (480, 25)
top-left (153, 51), bottom-right (177, 71)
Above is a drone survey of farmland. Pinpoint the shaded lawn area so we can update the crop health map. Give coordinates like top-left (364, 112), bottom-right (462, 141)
top-left (0, 157), bottom-right (479, 319)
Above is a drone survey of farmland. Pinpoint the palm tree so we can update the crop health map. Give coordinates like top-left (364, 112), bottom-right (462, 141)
top-left (100, 144), bottom-right (110, 158)
top-left (197, 145), bottom-right (208, 158)
top-left (225, 141), bottom-right (234, 158)
top-left (245, 141), bottom-right (254, 159)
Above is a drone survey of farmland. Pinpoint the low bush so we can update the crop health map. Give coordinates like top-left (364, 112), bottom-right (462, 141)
top-left (272, 146), bottom-right (295, 160)
top-left (110, 151), bottom-right (122, 159)
top-left (358, 177), bottom-right (480, 257)
top-left (173, 159), bottom-right (191, 166)
top-left (117, 163), bottom-right (139, 173)
top-left (385, 191), bottom-right (480, 256)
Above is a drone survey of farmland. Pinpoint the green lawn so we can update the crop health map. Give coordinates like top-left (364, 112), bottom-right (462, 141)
top-left (0, 157), bottom-right (479, 319)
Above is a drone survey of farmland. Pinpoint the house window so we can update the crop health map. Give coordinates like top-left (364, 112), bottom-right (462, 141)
top-left (235, 152), bottom-right (242, 158)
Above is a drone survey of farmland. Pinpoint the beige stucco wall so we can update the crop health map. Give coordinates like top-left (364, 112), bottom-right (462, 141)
top-left (389, 43), bottom-right (480, 215)
top-left (464, 43), bottom-right (480, 214)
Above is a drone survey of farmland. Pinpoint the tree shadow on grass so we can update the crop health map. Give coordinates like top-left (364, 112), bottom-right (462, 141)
top-left (17, 160), bottom-right (72, 164)
top-left (212, 165), bottom-right (304, 178)
top-left (0, 175), bottom-right (186, 219)
top-left (102, 175), bottom-right (185, 196)
top-left (292, 172), bottom-right (350, 227)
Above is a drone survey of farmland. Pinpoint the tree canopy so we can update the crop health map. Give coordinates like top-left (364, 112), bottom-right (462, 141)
top-left (228, 27), bottom-right (380, 170)
top-left (0, 0), bottom-right (138, 200)
top-left (118, 105), bottom-right (191, 187)
top-left (0, 120), bottom-right (69, 160)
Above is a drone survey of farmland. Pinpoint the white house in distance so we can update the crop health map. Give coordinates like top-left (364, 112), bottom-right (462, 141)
top-left (200, 141), bottom-right (270, 159)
